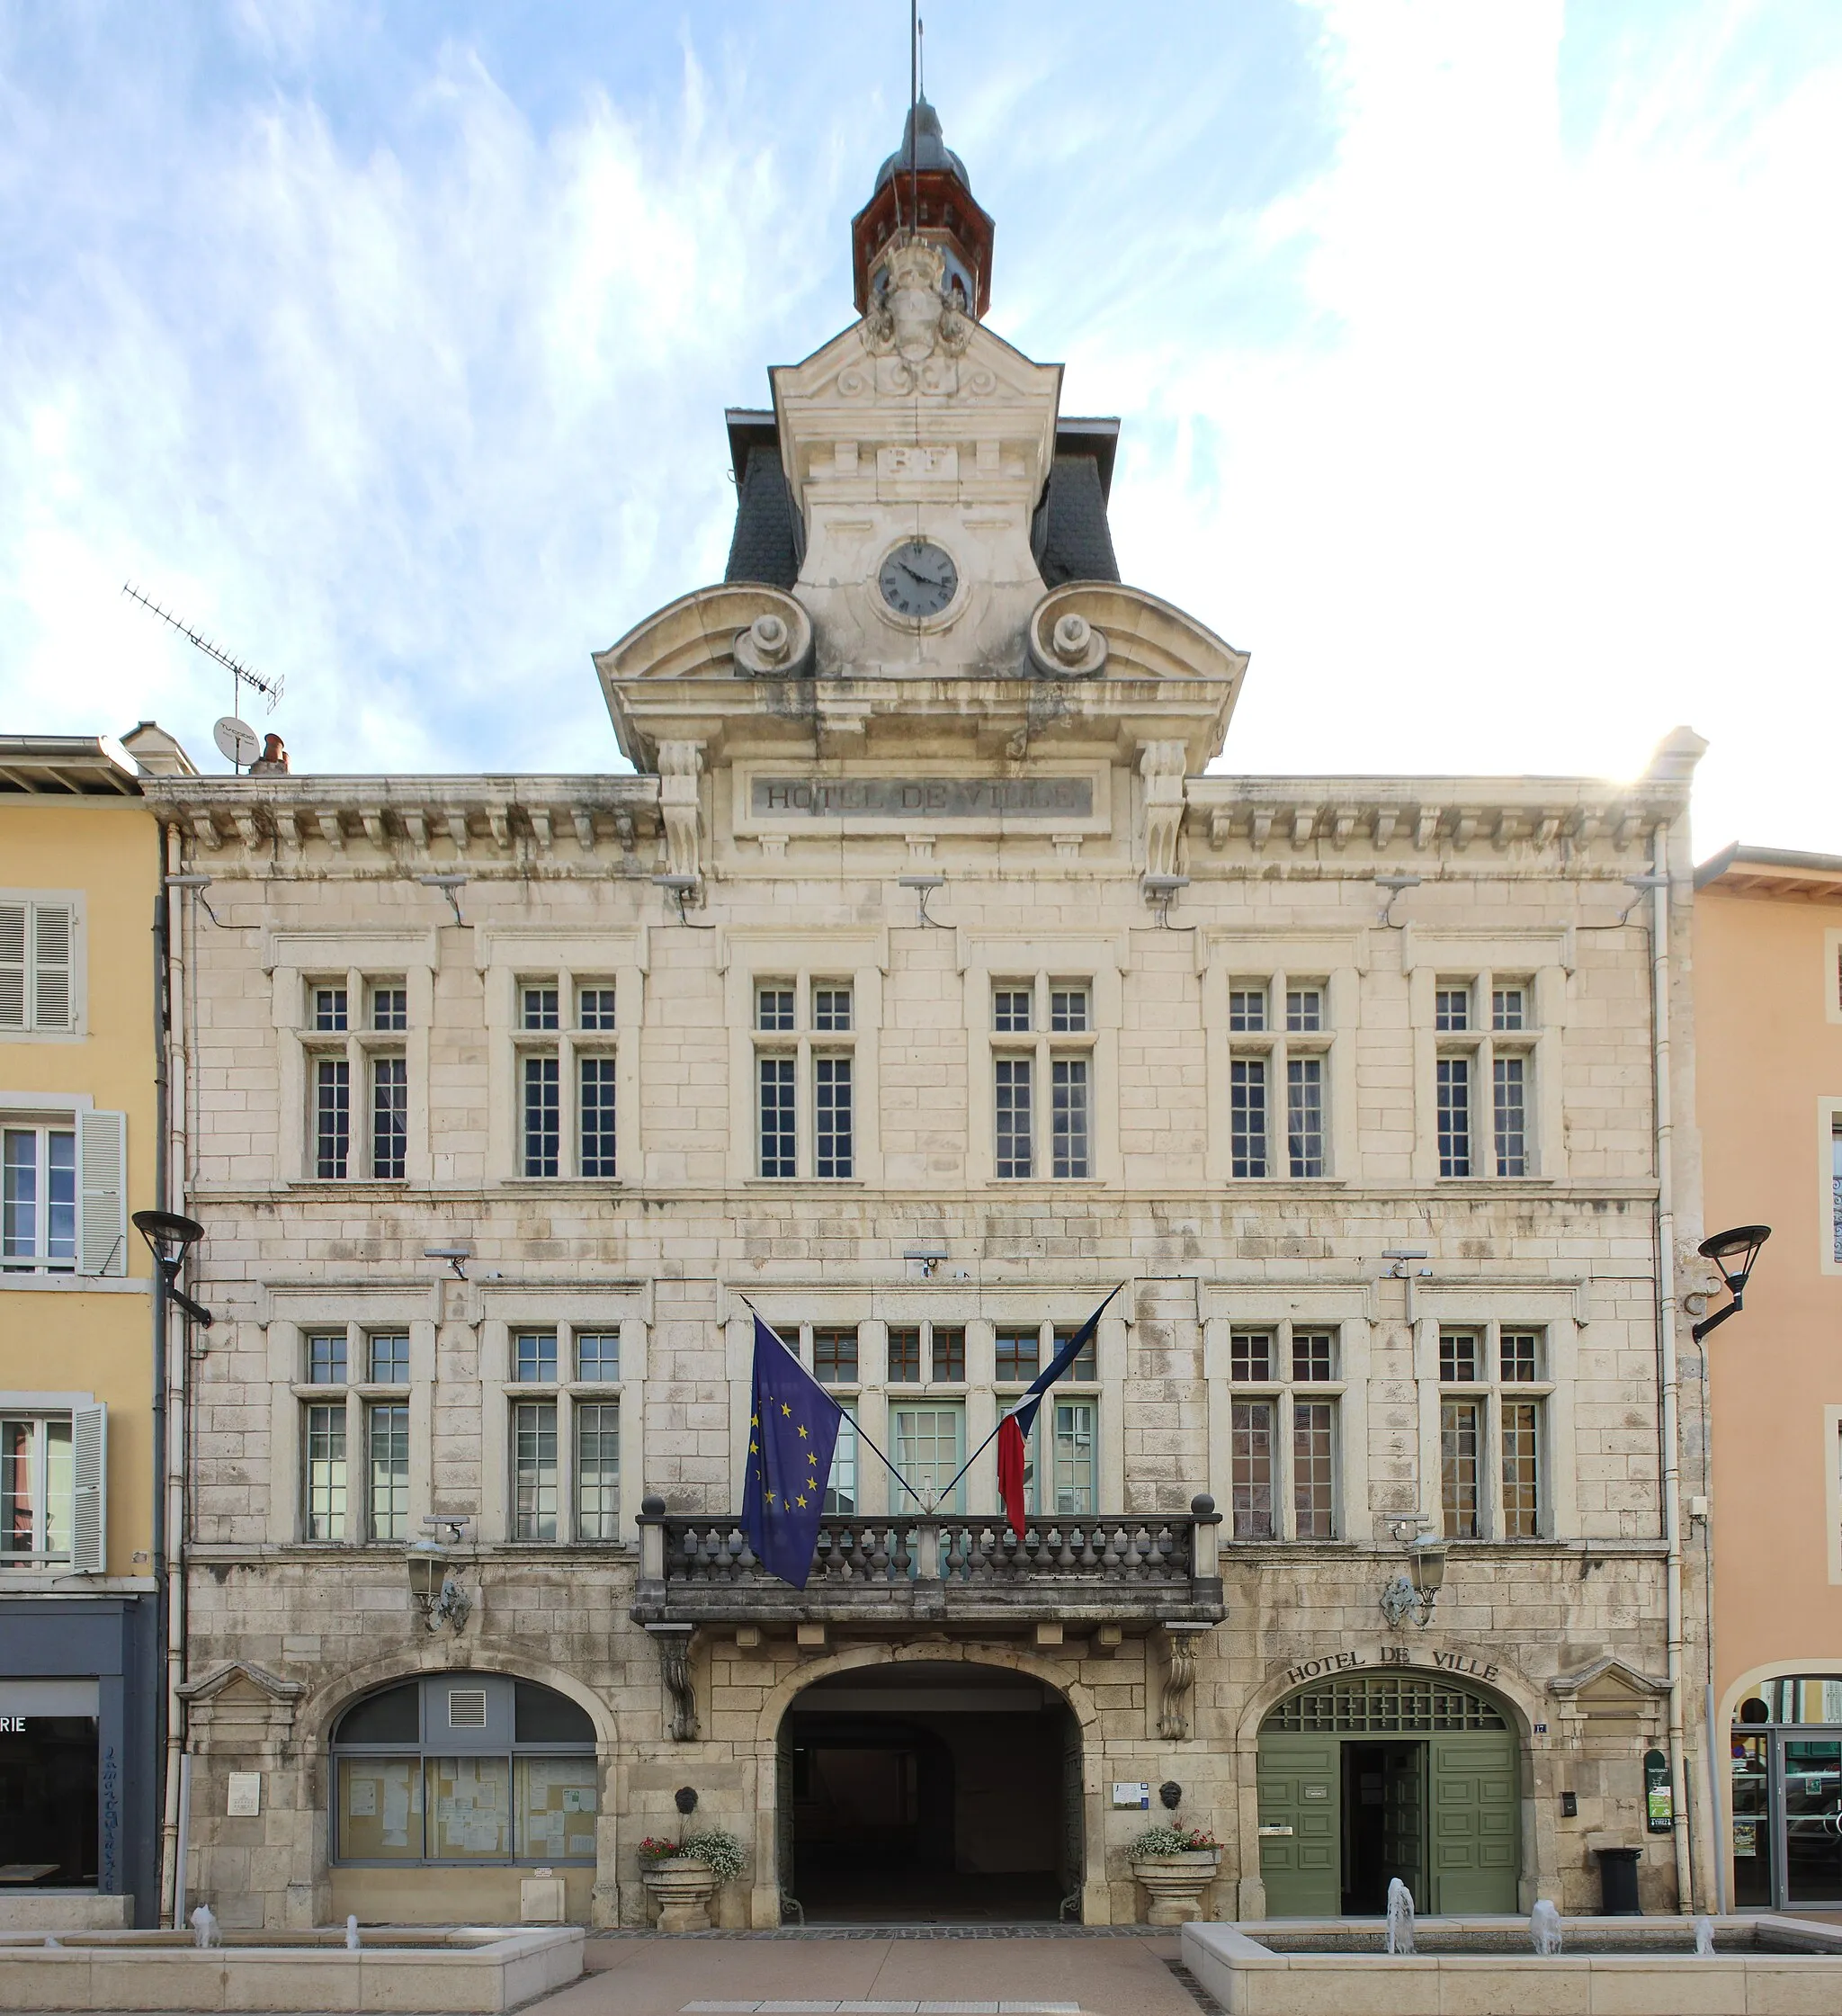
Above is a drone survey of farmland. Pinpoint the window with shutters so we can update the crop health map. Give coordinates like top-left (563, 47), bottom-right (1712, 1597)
top-left (0, 1402), bottom-right (104, 1571)
top-left (0, 1107), bottom-right (126, 1277)
top-left (0, 897), bottom-right (80, 1035)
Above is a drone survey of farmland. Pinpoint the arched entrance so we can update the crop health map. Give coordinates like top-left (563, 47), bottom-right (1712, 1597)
top-left (779, 1662), bottom-right (1081, 1924)
top-left (1256, 1673), bottom-right (1520, 1916)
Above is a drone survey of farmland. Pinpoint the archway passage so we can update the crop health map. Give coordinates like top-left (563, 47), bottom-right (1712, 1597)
top-left (782, 1662), bottom-right (1079, 1924)
top-left (1256, 1674), bottom-right (1520, 1916)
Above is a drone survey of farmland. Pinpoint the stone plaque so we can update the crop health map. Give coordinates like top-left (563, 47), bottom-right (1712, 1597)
top-left (752, 776), bottom-right (1093, 819)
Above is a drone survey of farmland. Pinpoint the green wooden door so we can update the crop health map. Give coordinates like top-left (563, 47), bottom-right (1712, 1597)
top-left (1256, 1733), bottom-right (1340, 1916)
top-left (1427, 1731), bottom-right (1520, 1913)
top-left (1380, 1743), bottom-right (1426, 1909)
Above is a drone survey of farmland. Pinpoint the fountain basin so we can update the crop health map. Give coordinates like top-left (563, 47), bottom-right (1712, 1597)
top-left (1182, 1915), bottom-right (1842, 2016)
top-left (0, 1923), bottom-right (583, 2012)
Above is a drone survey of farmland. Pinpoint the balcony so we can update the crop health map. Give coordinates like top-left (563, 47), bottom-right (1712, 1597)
top-left (630, 1495), bottom-right (1225, 1632)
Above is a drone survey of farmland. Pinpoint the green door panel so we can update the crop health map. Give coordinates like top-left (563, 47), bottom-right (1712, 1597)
top-left (1427, 1733), bottom-right (1520, 1913)
top-left (1256, 1734), bottom-right (1339, 1917)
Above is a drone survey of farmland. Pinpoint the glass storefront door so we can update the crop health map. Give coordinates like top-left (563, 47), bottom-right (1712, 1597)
top-left (1730, 1731), bottom-right (1774, 1907)
top-left (1782, 1737), bottom-right (1842, 1905)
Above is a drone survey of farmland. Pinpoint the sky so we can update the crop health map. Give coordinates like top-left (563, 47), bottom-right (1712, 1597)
top-left (2, 0), bottom-right (1839, 858)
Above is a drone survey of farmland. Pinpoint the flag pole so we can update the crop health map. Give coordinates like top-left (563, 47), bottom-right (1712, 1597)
top-left (738, 1295), bottom-right (922, 1508)
top-left (927, 1283), bottom-right (1127, 1511)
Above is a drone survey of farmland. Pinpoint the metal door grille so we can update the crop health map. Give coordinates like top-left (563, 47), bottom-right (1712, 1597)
top-left (1266, 1675), bottom-right (1507, 1733)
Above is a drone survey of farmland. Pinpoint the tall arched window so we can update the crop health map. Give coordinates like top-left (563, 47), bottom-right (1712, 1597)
top-left (331, 1674), bottom-right (597, 1868)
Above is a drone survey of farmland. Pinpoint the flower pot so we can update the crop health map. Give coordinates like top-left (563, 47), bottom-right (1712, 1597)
top-left (641, 1856), bottom-right (722, 1933)
top-left (1130, 1849), bottom-right (1221, 1926)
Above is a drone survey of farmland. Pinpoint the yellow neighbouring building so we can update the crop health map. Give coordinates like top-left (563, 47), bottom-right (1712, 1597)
top-left (0, 725), bottom-right (192, 1929)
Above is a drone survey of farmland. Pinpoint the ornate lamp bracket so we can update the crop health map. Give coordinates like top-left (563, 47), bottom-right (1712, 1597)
top-left (647, 1623), bottom-right (699, 1742)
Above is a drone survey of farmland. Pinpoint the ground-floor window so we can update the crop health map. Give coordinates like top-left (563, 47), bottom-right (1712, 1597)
top-left (1732, 1675), bottom-right (1842, 1909)
top-left (332, 1674), bottom-right (596, 1867)
top-left (0, 1710), bottom-right (98, 1885)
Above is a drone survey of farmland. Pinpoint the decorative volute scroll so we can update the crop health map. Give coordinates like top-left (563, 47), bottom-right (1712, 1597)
top-left (1140, 740), bottom-right (1189, 881)
top-left (732, 599), bottom-right (815, 679)
top-left (1158, 1624), bottom-right (1212, 1742)
top-left (657, 741), bottom-right (705, 883)
top-left (1026, 585), bottom-right (1109, 678)
top-left (646, 1624), bottom-right (699, 1743)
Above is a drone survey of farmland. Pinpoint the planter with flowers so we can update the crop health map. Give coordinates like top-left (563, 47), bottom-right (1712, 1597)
top-left (1127, 1823), bottom-right (1222, 1926)
top-left (637, 1830), bottom-right (747, 1932)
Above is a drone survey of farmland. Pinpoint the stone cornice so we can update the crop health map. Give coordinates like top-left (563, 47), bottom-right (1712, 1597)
top-left (142, 773), bottom-right (658, 862)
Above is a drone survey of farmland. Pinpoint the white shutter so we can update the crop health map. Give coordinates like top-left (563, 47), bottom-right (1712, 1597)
top-left (77, 1109), bottom-right (128, 1277)
top-left (0, 902), bottom-right (24, 1029)
top-left (70, 1402), bottom-right (107, 1573)
top-left (32, 903), bottom-right (74, 1030)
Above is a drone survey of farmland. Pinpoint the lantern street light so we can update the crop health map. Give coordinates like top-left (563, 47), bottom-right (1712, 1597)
top-left (1691, 1224), bottom-right (1772, 1343)
top-left (132, 1210), bottom-right (213, 1329)
top-left (407, 1519), bottom-right (473, 1633)
top-left (1382, 1531), bottom-right (1447, 1629)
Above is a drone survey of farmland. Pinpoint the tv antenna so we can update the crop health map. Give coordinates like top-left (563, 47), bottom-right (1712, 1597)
top-left (122, 582), bottom-right (283, 774)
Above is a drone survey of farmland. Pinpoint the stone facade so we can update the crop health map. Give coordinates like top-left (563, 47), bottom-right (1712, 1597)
top-left (148, 104), bottom-right (1714, 1930)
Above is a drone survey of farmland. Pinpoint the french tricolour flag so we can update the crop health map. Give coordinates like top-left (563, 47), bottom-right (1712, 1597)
top-left (996, 1286), bottom-right (1122, 1540)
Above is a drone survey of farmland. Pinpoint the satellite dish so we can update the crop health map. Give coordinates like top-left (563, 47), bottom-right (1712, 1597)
top-left (213, 716), bottom-right (260, 766)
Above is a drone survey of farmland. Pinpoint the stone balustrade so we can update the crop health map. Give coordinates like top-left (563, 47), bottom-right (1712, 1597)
top-left (630, 1495), bottom-right (1224, 1629)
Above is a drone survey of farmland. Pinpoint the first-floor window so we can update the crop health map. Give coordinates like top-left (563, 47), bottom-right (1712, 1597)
top-left (1441, 1398), bottom-right (1480, 1538)
top-left (826, 1403), bottom-right (858, 1516)
top-left (513, 1401), bottom-right (558, 1539)
top-left (815, 1055), bottom-right (853, 1178)
top-left (1286, 1057), bottom-right (1324, 1178)
top-left (579, 1056), bottom-right (616, 1178)
top-left (2, 1124), bottom-right (76, 1270)
top-left (1051, 1401), bottom-right (1095, 1515)
top-left (1230, 1057), bottom-right (1267, 1177)
top-left (894, 1404), bottom-right (964, 1514)
top-left (1231, 1400), bottom-right (1274, 1539)
top-left (367, 1402), bottom-right (409, 1540)
top-left (1051, 1058), bottom-right (1090, 1178)
top-left (1493, 1055), bottom-right (1527, 1176)
top-left (575, 1402), bottom-right (621, 1538)
top-left (371, 1056), bottom-right (407, 1179)
top-left (996, 1057), bottom-right (1033, 1178)
top-left (306, 1403), bottom-right (347, 1539)
top-left (1437, 1056), bottom-right (1471, 1176)
top-left (1501, 1399), bottom-right (1542, 1537)
top-left (813, 1326), bottom-right (858, 1383)
top-left (1, 1414), bottom-right (72, 1559)
top-left (315, 1059), bottom-right (350, 1178)
top-left (759, 1055), bottom-right (795, 1177)
top-left (1292, 1401), bottom-right (1335, 1537)
top-left (523, 1054), bottom-right (559, 1177)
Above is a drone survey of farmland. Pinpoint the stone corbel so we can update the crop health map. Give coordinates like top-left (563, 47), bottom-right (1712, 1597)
top-left (1139, 740), bottom-right (1188, 883)
top-left (1157, 1623), bottom-right (1212, 1741)
top-left (657, 741), bottom-right (706, 883)
top-left (646, 1624), bottom-right (699, 1742)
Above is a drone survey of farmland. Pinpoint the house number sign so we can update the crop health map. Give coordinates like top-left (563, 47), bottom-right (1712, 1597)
top-left (1283, 1645), bottom-right (1504, 1689)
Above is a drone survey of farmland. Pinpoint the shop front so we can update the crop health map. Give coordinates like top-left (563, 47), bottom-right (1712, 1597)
top-left (1730, 1674), bottom-right (1842, 1911)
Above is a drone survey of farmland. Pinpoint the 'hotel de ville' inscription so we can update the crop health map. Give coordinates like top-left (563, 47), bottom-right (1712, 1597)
top-left (752, 776), bottom-right (1094, 818)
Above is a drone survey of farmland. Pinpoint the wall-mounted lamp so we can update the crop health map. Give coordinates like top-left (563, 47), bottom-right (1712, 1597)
top-left (1381, 1533), bottom-right (1447, 1628)
top-left (1376, 874), bottom-right (1421, 926)
top-left (425, 1246), bottom-right (471, 1279)
top-left (132, 1209), bottom-right (214, 1328)
top-left (163, 873), bottom-right (226, 927)
top-left (904, 1243), bottom-right (949, 1278)
top-left (651, 873), bottom-right (710, 927)
top-left (899, 874), bottom-right (945, 927)
top-left (416, 873), bottom-right (469, 925)
top-left (1142, 874), bottom-right (1191, 928)
top-left (1618, 872), bottom-right (1669, 924)
top-left (1691, 1224), bottom-right (1771, 1342)
top-left (1382, 1247), bottom-right (1431, 1322)
top-left (407, 1517), bottom-right (472, 1633)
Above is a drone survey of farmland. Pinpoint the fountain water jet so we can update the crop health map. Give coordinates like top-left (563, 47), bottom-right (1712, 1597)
top-left (1531, 1899), bottom-right (1563, 1954)
top-left (189, 1905), bottom-right (219, 1950)
top-left (1694, 1915), bottom-right (1716, 1956)
top-left (345, 1914), bottom-right (361, 1950)
top-left (1384, 1877), bottom-right (1416, 1955)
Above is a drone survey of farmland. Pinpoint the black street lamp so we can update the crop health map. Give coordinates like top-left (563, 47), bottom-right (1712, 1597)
top-left (132, 1210), bottom-right (213, 1329)
top-left (1691, 1224), bottom-right (1772, 1343)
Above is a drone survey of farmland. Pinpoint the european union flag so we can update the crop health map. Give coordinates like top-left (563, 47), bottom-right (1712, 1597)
top-left (741, 1316), bottom-right (842, 1590)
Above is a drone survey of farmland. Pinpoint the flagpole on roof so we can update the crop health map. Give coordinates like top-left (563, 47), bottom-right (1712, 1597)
top-left (927, 1283), bottom-right (1127, 1511)
top-left (738, 1295), bottom-right (924, 1507)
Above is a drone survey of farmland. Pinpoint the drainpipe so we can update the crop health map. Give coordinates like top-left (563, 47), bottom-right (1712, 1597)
top-left (1648, 829), bottom-right (1694, 1913)
top-left (156, 823), bottom-right (190, 1925)
top-left (150, 864), bottom-right (170, 1929)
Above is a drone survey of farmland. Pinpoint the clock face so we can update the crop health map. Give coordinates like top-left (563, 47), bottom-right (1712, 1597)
top-left (879, 539), bottom-right (959, 620)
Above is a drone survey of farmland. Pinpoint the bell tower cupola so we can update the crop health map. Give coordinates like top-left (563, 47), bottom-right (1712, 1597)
top-left (851, 98), bottom-right (995, 319)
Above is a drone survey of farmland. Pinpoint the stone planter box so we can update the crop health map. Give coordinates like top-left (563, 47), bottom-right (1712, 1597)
top-left (1131, 1849), bottom-right (1221, 1926)
top-left (640, 1858), bottom-right (722, 1933)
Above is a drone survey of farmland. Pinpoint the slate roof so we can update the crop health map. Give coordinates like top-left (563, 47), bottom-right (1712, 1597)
top-left (723, 444), bottom-right (800, 590)
top-left (1032, 452), bottom-right (1122, 587)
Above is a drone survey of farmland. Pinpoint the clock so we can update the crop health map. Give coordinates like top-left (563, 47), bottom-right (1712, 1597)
top-left (879, 539), bottom-right (959, 620)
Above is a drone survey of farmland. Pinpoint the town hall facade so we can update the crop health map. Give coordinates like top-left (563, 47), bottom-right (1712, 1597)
top-left (149, 103), bottom-right (1713, 1929)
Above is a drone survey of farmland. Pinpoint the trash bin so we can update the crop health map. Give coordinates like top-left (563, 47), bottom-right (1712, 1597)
top-left (1595, 1845), bottom-right (1643, 1915)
